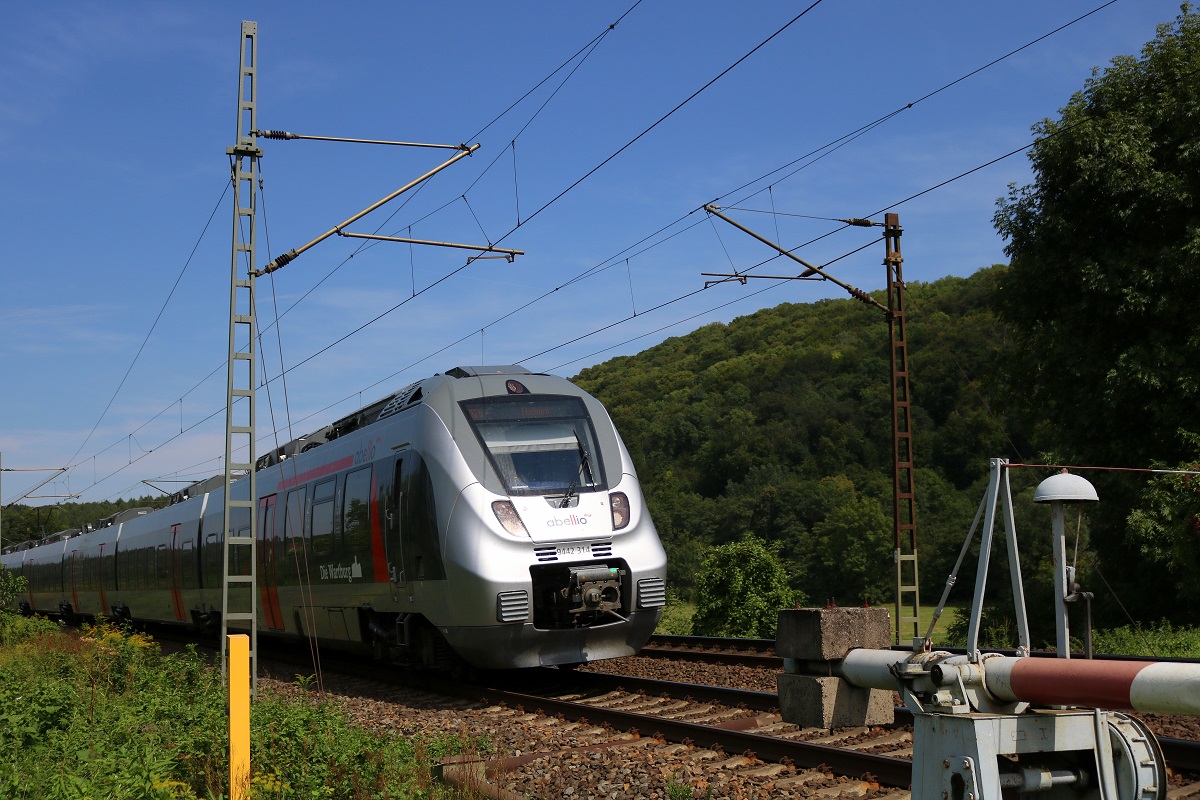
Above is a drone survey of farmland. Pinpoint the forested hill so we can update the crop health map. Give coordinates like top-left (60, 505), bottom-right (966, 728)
top-left (573, 265), bottom-right (1027, 605)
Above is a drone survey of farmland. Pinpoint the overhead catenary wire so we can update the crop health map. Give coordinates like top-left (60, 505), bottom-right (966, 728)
top-left (522, 234), bottom-right (883, 363)
top-left (56, 0), bottom-right (1133, 502)
top-left (459, 0), bottom-right (1127, 296)
top-left (53, 10), bottom-right (632, 499)
top-left (66, 115), bottom-right (1053, 502)
top-left (213, 4), bottom-right (832, 399)
top-left (75, 116), bottom-right (1045, 500)
top-left (54, 0), bottom-right (880, 496)
top-left (481, 0), bottom-right (828, 246)
top-left (288, 1), bottom-right (642, 285)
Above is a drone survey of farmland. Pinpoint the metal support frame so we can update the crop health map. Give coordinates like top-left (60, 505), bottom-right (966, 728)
top-left (221, 20), bottom-right (261, 695)
top-left (965, 458), bottom-right (1030, 659)
top-left (885, 214), bottom-right (920, 645)
top-left (827, 467), bottom-right (1177, 799)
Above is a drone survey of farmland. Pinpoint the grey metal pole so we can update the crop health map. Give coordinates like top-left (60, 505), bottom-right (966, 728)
top-left (1049, 499), bottom-right (1071, 658)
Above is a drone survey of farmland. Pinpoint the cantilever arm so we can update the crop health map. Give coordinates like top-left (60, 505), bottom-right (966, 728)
top-left (254, 144), bottom-right (481, 276)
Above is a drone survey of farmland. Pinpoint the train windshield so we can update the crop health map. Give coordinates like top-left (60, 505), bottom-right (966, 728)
top-left (460, 395), bottom-right (606, 496)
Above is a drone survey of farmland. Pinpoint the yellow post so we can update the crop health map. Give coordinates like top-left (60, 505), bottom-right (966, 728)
top-left (228, 634), bottom-right (251, 800)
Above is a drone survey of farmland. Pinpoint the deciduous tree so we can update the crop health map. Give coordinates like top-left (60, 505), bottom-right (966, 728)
top-left (993, 6), bottom-right (1200, 623)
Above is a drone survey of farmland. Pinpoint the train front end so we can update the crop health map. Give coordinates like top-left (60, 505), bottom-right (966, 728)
top-left (428, 366), bottom-right (667, 669)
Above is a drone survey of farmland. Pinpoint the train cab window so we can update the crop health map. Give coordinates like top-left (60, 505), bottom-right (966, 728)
top-left (311, 478), bottom-right (335, 556)
top-left (460, 395), bottom-right (606, 496)
top-left (342, 466), bottom-right (372, 551)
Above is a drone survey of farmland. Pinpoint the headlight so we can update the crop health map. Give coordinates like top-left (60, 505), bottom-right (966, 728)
top-left (492, 500), bottom-right (528, 536)
top-left (609, 492), bottom-right (630, 530)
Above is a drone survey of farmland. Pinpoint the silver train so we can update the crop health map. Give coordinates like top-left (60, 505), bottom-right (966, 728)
top-left (1, 365), bottom-right (668, 669)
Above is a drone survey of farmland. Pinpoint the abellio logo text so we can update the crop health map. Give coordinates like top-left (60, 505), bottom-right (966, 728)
top-left (546, 514), bottom-right (591, 527)
top-left (354, 437), bottom-right (380, 465)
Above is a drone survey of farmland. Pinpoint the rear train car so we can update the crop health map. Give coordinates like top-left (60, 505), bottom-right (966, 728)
top-left (1, 365), bottom-right (668, 669)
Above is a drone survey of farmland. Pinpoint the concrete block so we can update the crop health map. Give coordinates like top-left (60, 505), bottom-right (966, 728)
top-left (776, 607), bottom-right (891, 661)
top-left (777, 673), bottom-right (894, 729)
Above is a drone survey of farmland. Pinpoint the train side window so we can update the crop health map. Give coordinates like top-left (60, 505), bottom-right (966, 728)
top-left (311, 478), bottom-right (335, 556)
top-left (342, 466), bottom-right (372, 551)
top-left (284, 486), bottom-right (307, 557)
top-left (205, 533), bottom-right (220, 589)
top-left (156, 544), bottom-right (167, 588)
top-left (237, 527), bottom-right (251, 575)
top-left (181, 539), bottom-right (195, 589)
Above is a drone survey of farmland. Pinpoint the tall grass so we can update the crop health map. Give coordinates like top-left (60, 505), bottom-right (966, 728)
top-left (0, 615), bottom-right (485, 799)
top-left (1091, 621), bottom-right (1200, 659)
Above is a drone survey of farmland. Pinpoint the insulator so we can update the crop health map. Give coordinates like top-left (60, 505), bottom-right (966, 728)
top-left (257, 249), bottom-right (297, 276)
top-left (841, 217), bottom-right (875, 227)
top-left (848, 286), bottom-right (873, 304)
top-left (258, 129), bottom-right (298, 140)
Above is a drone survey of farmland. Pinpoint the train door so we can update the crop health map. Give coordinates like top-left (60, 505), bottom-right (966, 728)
top-left (383, 455), bottom-right (407, 601)
top-left (169, 524), bottom-right (185, 621)
top-left (258, 494), bottom-right (284, 630)
top-left (97, 543), bottom-right (109, 618)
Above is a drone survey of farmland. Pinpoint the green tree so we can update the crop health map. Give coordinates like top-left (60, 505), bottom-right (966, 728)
top-left (809, 491), bottom-right (893, 606)
top-left (690, 535), bottom-right (800, 637)
top-left (994, 7), bottom-right (1200, 470)
top-left (1125, 438), bottom-right (1200, 610)
top-left (993, 6), bottom-right (1200, 623)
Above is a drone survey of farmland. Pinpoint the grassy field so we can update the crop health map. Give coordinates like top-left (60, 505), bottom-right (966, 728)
top-left (655, 599), bottom-right (966, 644)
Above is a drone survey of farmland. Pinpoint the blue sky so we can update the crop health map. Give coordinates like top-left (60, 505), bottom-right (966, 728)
top-left (0, 1), bottom-right (1183, 509)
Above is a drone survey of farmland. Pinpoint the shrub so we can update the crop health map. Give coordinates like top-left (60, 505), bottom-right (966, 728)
top-left (690, 534), bottom-right (799, 637)
top-left (0, 565), bottom-right (27, 609)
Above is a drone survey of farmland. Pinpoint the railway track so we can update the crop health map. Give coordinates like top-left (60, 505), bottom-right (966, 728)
top-left (640, 634), bottom-right (783, 668)
top-left (466, 669), bottom-right (914, 792)
top-left (153, 627), bottom-right (1200, 797)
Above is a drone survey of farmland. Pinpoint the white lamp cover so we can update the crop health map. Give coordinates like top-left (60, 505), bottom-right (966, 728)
top-left (1033, 471), bottom-right (1098, 504)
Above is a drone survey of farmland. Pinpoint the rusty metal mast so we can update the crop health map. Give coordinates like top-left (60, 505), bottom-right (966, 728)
top-left (884, 213), bottom-right (920, 645)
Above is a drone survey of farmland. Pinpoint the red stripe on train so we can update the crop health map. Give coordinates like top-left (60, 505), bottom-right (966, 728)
top-left (276, 455), bottom-right (356, 492)
top-left (369, 470), bottom-right (389, 583)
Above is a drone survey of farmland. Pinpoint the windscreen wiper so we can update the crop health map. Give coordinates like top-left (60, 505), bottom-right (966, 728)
top-left (559, 432), bottom-right (595, 508)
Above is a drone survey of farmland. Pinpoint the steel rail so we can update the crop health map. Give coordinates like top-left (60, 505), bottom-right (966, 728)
top-left (569, 669), bottom-right (783, 712)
